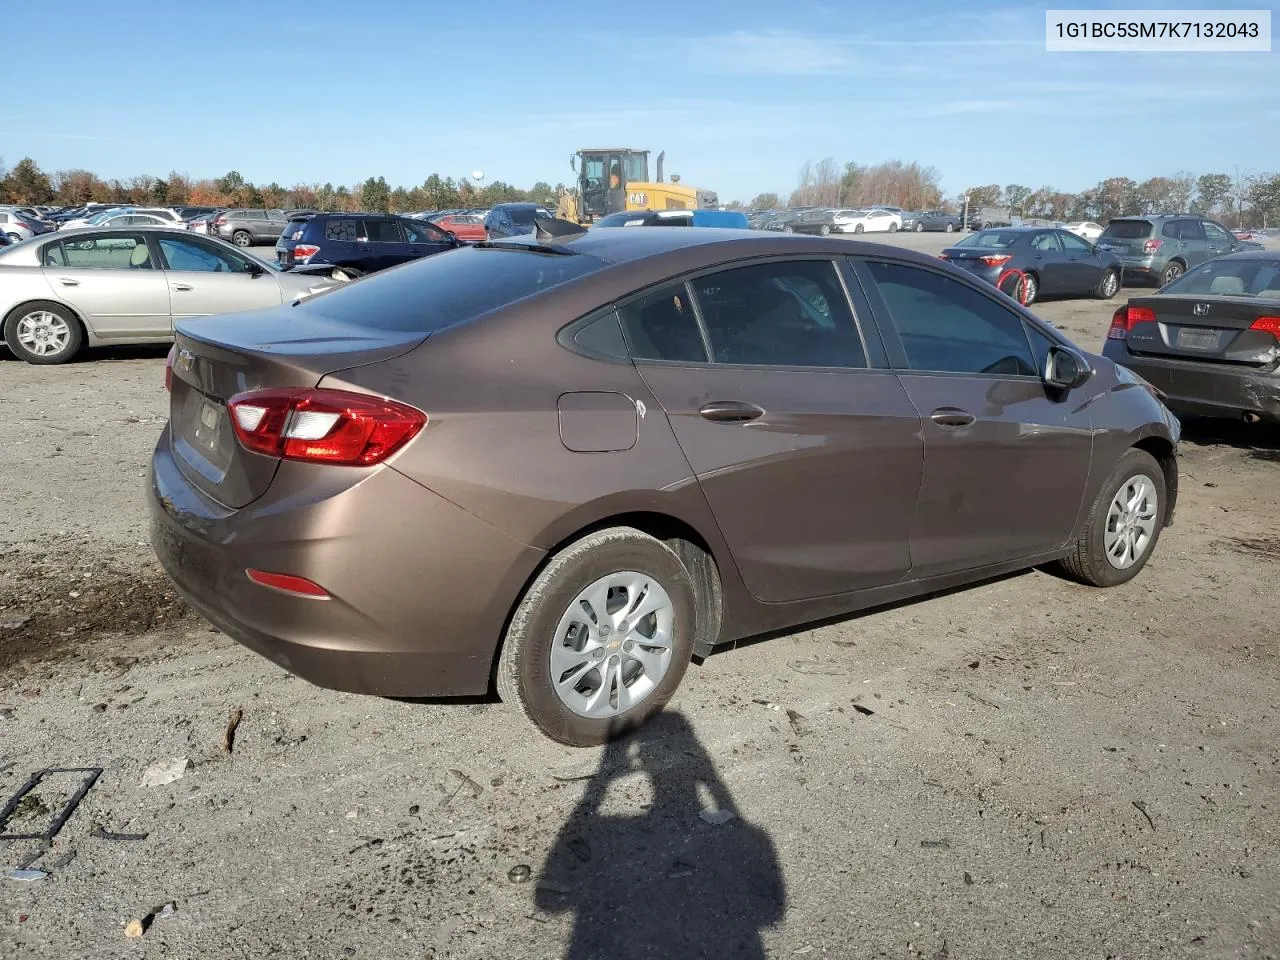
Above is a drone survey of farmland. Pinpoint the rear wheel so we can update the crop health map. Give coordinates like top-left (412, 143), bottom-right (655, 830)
top-left (945, 222), bottom-right (955, 232)
top-left (819, 224), bottom-right (831, 236)
top-left (496, 527), bottom-right (696, 746)
top-left (854, 224), bottom-right (864, 234)
top-left (331, 265), bottom-right (366, 281)
top-left (1019, 271), bottom-right (1039, 306)
top-left (1054, 448), bottom-right (1165, 587)
top-left (4, 302), bottom-right (83, 364)
top-left (888, 222), bottom-right (898, 233)
top-left (1161, 260), bottom-right (1184, 286)
top-left (232, 230), bottom-right (252, 247)
top-left (5, 233), bottom-right (21, 243)
top-left (1095, 268), bottom-right (1120, 299)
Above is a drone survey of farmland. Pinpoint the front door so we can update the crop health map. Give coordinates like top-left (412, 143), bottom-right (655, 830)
top-left (1028, 231), bottom-right (1069, 295)
top-left (854, 258), bottom-right (1094, 578)
top-left (1058, 228), bottom-right (1105, 294)
top-left (153, 234), bottom-right (282, 323)
top-left (1202, 220), bottom-right (1237, 262)
top-left (40, 232), bottom-right (170, 339)
top-left (618, 259), bottom-right (923, 603)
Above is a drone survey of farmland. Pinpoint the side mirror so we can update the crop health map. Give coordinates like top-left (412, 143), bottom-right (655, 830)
top-left (446, 230), bottom-right (459, 245)
top-left (245, 261), bottom-right (264, 277)
top-left (1044, 344), bottom-right (1093, 391)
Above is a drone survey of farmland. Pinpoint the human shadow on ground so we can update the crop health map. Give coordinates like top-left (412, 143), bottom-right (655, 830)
top-left (537, 711), bottom-right (785, 959)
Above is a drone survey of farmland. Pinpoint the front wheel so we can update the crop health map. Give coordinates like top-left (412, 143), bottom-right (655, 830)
top-left (854, 224), bottom-right (864, 234)
top-left (888, 223), bottom-right (898, 233)
top-left (1095, 268), bottom-right (1120, 299)
top-left (945, 222), bottom-right (955, 232)
top-left (4, 302), bottom-right (84, 364)
top-left (1053, 449), bottom-right (1165, 587)
top-left (497, 527), bottom-right (697, 746)
top-left (818, 224), bottom-right (831, 236)
top-left (914, 222), bottom-right (924, 232)
top-left (5, 233), bottom-right (21, 243)
top-left (331, 266), bottom-right (366, 281)
top-left (232, 230), bottom-right (252, 247)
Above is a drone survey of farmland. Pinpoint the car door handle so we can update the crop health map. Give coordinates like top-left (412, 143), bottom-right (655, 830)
top-left (172, 283), bottom-right (193, 291)
top-left (930, 407), bottom-right (976, 428)
top-left (699, 400), bottom-right (765, 423)
top-left (55, 277), bottom-right (79, 286)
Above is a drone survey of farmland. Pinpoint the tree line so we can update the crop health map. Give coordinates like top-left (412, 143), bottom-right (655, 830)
top-left (0, 157), bottom-right (563, 213)
top-left (750, 158), bottom-right (1280, 228)
top-left (3, 154), bottom-right (1279, 227)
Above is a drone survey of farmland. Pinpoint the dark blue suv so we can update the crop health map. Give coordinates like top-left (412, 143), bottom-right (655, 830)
top-left (276, 213), bottom-right (459, 277)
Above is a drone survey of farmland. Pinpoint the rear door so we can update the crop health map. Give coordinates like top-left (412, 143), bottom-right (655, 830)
top-left (853, 257), bottom-right (1094, 577)
top-left (1028, 231), bottom-right (1069, 294)
top-left (155, 234), bottom-right (283, 322)
top-left (39, 232), bottom-right (170, 338)
top-left (620, 258), bottom-right (923, 602)
top-left (361, 218), bottom-right (406, 271)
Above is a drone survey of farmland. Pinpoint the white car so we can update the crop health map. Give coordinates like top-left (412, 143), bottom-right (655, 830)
top-left (59, 207), bottom-right (181, 230)
top-left (61, 211), bottom-right (181, 234)
top-left (1065, 221), bottom-right (1104, 241)
top-left (832, 208), bottom-right (902, 234)
top-left (0, 210), bottom-right (38, 242)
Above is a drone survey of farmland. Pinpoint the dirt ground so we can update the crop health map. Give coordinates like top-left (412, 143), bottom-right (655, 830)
top-left (1, 246), bottom-right (1278, 959)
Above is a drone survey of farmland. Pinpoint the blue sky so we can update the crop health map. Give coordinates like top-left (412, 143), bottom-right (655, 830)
top-left (2, 0), bottom-right (1275, 202)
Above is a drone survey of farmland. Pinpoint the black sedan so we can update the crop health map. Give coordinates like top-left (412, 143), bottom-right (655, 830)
top-left (901, 210), bottom-right (961, 233)
top-left (1102, 251), bottom-right (1280, 424)
top-left (940, 227), bottom-right (1123, 306)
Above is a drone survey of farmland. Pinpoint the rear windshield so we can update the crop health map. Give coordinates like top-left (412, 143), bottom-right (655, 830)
top-left (507, 207), bottom-right (539, 226)
top-left (1101, 219), bottom-right (1152, 239)
top-left (297, 245), bottom-right (605, 333)
top-left (1162, 258), bottom-right (1280, 298)
top-left (955, 231), bottom-right (1018, 248)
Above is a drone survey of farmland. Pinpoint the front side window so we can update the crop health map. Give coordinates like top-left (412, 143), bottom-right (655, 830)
top-left (1059, 231), bottom-right (1093, 253)
top-left (401, 219), bottom-right (446, 244)
top-left (363, 219), bottom-right (403, 243)
top-left (1203, 221), bottom-right (1233, 244)
top-left (618, 282), bottom-right (706, 363)
top-left (862, 260), bottom-right (1036, 377)
top-left (158, 235), bottom-right (254, 272)
top-left (692, 260), bottom-right (866, 368)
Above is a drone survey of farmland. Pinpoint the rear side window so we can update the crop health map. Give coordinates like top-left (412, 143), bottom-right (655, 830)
top-left (324, 219), bottom-right (360, 242)
top-left (508, 207), bottom-right (537, 226)
top-left (618, 282), bottom-right (706, 363)
top-left (363, 219), bottom-right (402, 243)
top-left (1103, 220), bottom-right (1152, 239)
top-left (1162, 221), bottom-right (1182, 239)
top-left (298, 246), bottom-right (605, 333)
top-left (692, 260), bottom-right (866, 368)
top-left (1179, 219), bottom-right (1206, 241)
top-left (862, 260), bottom-right (1036, 377)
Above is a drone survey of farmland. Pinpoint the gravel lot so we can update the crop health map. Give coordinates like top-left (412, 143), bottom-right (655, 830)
top-left (1, 233), bottom-right (1278, 959)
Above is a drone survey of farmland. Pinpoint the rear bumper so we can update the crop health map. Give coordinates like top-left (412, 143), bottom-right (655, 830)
top-left (148, 427), bottom-right (546, 697)
top-left (1103, 345), bottom-right (1280, 422)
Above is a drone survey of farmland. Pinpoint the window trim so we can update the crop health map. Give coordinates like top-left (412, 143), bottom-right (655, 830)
top-left (608, 254), bottom-right (883, 372)
top-left (850, 255), bottom-right (1066, 381)
top-left (556, 307), bottom-right (632, 364)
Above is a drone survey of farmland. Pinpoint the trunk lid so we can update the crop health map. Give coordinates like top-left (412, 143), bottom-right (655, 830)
top-left (1097, 219), bottom-right (1154, 257)
top-left (168, 307), bottom-right (428, 509)
top-left (1123, 294), bottom-right (1280, 365)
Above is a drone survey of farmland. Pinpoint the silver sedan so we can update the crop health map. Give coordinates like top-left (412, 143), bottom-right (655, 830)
top-left (0, 226), bottom-right (342, 364)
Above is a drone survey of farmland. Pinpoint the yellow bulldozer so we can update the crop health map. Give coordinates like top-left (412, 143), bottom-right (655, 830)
top-left (555, 148), bottom-right (719, 225)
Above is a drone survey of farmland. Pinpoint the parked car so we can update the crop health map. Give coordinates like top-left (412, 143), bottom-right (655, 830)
top-left (148, 228), bottom-right (1178, 746)
top-left (901, 210), bottom-right (961, 233)
top-left (431, 213), bottom-right (487, 243)
top-left (186, 212), bottom-right (219, 235)
top-left (0, 210), bottom-right (37, 242)
top-left (1103, 251), bottom-right (1280, 424)
top-left (593, 209), bottom-right (750, 229)
top-left (485, 203), bottom-right (553, 239)
top-left (0, 226), bottom-right (338, 364)
top-left (62, 210), bottom-right (180, 232)
top-left (276, 213), bottom-right (460, 277)
top-left (966, 206), bottom-right (1012, 229)
top-left (176, 206), bottom-right (221, 221)
top-left (831, 208), bottom-right (901, 234)
top-left (1066, 221), bottom-right (1104, 241)
top-left (761, 210), bottom-right (803, 232)
top-left (209, 209), bottom-right (291, 247)
top-left (59, 207), bottom-right (181, 230)
top-left (939, 227), bottom-right (1122, 305)
top-left (1096, 214), bottom-right (1249, 287)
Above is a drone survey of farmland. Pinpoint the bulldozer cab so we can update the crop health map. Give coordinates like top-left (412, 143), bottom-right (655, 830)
top-left (575, 149), bottom-right (649, 220)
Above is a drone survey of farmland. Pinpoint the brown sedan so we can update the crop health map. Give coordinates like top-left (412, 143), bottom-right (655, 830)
top-left (150, 226), bottom-right (1180, 746)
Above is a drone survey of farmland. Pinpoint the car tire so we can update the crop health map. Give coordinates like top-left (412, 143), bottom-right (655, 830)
top-left (5, 233), bottom-right (21, 243)
top-left (888, 223), bottom-right (898, 233)
top-left (1160, 260), bottom-right (1184, 286)
top-left (854, 224), bottom-right (864, 234)
top-left (945, 222), bottom-right (955, 232)
top-left (1095, 268), bottom-right (1120, 300)
top-left (819, 224), bottom-right (831, 236)
top-left (782, 225), bottom-right (794, 234)
top-left (1019, 271), bottom-right (1039, 306)
top-left (4, 301), bottom-right (84, 365)
top-left (496, 527), bottom-right (697, 747)
top-left (332, 266), bottom-right (366, 281)
top-left (232, 230), bottom-right (252, 247)
top-left (1054, 448), bottom-right (1165, 588)
top-left (914, 222), bottom-right (924, 232)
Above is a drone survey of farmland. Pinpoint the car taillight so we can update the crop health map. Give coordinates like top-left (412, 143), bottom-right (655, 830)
top-left (1108, 305), bottom-right (1156, 339)
top-left (293, 243), bottom-right (320, 261)
top-left (213, 216), bottom-right (226, 225)
top-left (227, 388), bottom-right (426, 465)
top-left (245, 569), bottom-right (330, 598)
top-left (164, 344), bottom-right (176, 391)
top-left (1143, 238), bottom-right (1163, 254)
top-left (1249, 316), bottom-right (1280, 337)
top-left (979, 254), bottom-right (1013, 267)
top-left (936, 254), bottom-right (950, 260)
